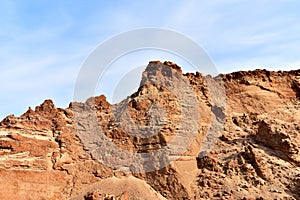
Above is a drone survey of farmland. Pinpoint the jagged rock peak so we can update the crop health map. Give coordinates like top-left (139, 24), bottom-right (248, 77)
top-left (147, 60), bottom-right (182, 73)
top-left (140, 61), bottom-right (186, 87)
top-left (0, 114), bottom-right (17, 126)
top-left (35, 99), bottom-right (56, 113)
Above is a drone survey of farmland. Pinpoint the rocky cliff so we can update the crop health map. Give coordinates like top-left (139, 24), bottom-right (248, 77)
top-left (0, 61), bottom-right (299, 199)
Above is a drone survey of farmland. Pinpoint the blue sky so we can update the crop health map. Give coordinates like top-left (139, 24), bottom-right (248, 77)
top-left (0, 0), bottom-right (300, 119)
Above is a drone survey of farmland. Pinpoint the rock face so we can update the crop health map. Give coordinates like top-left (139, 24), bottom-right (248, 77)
top-left (0, 61), bottom-right (299, 199)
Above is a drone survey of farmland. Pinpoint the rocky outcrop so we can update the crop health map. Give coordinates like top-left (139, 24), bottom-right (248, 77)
top-left (255, 120), bottom-right (299, 165)
top-left (0, 61), bottom-right (299, 199)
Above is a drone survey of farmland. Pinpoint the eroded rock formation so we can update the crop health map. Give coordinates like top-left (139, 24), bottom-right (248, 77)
top-left (0, 61), bottom-right (299, 199)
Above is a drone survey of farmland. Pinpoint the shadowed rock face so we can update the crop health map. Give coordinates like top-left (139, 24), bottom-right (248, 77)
top-left (0, 61), bottom-right (299, 199)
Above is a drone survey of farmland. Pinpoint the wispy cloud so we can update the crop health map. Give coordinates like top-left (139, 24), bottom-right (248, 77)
top-left (161, 0), bottom-right (300, 72)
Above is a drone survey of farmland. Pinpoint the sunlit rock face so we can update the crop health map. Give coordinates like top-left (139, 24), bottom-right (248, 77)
top-left (0, 61), bottom-right (299, 199)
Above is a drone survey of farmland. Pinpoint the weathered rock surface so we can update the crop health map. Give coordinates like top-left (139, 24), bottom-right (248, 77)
top-left (0, 61), bottom-right (299, 199)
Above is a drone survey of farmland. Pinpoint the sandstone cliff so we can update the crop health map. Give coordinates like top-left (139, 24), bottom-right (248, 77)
top-left (0, 61), bottom-right (299, 199)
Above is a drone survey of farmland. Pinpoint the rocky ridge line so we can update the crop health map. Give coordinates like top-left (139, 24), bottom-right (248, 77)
top-left (0, 61), bottom-right (299, 199)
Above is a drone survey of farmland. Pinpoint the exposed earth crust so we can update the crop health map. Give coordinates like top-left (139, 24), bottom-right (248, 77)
top-left (0, 61), bottom-right (299, 199)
